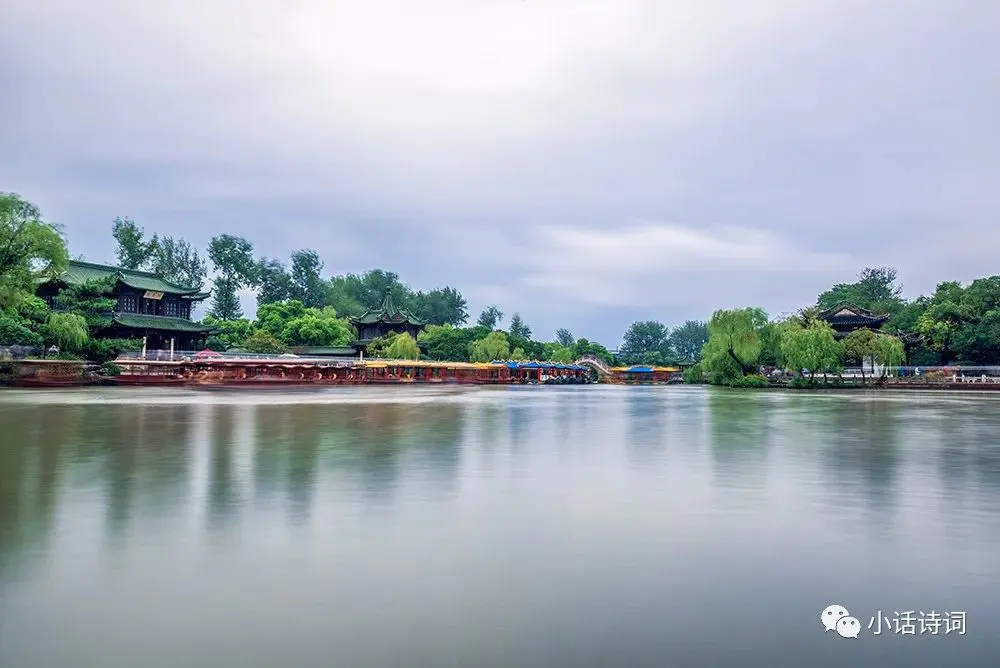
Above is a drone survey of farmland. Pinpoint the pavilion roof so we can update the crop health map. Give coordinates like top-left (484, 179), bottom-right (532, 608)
top-left (50, 260), bottom-right (208, 298)
top-left (816, 302), bottom-right (889, 327)
top-left (112, 313), bottom-right (215, 333)
top-left (349, 291), bottom-right (427, 326)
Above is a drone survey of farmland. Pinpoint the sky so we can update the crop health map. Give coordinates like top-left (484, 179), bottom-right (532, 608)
top-left (2, 0), bottom-right (998, 347)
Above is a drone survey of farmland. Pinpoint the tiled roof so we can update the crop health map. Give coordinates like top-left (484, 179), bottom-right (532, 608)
top-left (817, 302), bottom-right (889, 326)
top-left (57, 260), bottom-right (206, 296)
top-left (349, 291), bottom-right (426, 326)
top-left (113, 313), bottom-right (214, 333)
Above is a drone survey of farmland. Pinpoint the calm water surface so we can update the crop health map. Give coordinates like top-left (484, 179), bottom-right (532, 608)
top-left (1, 386), bottom-right (999, 667)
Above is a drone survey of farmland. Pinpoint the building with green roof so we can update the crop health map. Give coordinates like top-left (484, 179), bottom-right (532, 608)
top-left (349, 290), bottom-right (427, 346)
top-left (37, 260), bottom-right (214, 351)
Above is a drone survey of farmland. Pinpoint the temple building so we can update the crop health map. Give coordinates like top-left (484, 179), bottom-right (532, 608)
top-left (816, 302), bottom-right (889, 338)
top-left (37, 260), bottom-right (214, 351)
top-left (349, 291), bottom-right (427, 348)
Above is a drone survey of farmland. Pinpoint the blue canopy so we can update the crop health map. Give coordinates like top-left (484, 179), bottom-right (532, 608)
top-left (627, 366), bottom-right (654, 373)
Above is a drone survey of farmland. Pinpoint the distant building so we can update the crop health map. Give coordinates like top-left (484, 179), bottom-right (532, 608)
top-left (37, 260), bottom-right (214, 351)
top-left (816, 302), bottom-right (889, 339)
top-left (349, 290), bottom-right (427, 348)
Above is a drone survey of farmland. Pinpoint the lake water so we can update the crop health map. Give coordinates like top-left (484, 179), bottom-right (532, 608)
top-left (1, 385), bottom-right (999, 667)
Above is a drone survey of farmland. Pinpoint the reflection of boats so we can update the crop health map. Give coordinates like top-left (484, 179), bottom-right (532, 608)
top-left (5, 360), bottom-right (99, 387)
top-left (104, 375), bottom-right (187, 386)
top-left (8, 376), bottom-right (97, 388)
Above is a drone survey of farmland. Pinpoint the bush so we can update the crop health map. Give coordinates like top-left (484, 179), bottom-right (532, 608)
top-left (0, 310), bottom-right (43, 347)
top-left (683, 363), bottom-right (705, 384)
top-left (101, 361), bottom-right (123, 376)
top-left (82, 338), bottom-right (142, 363)
top-left (727, 373), bottom-right (769, 388)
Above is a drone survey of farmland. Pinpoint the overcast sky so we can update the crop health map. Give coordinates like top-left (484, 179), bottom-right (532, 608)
top-left (2, 0), bottom-right (997, 346)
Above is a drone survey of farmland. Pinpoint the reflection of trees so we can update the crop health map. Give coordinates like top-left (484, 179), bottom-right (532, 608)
top-left (207, 405), bottom-right (240, 532)
top-left (707, 390), bottom-right (773, 487)
top-left (936, 408), bottom-right (1000, 497)
top-left (625, 388), bottom-right (667, 466)
top-left (816, 397), bottom-right (902, 523)
top-left (0, 405), bottom-right (68, 578)
top-left (285, 405), bottom-right (320, 524)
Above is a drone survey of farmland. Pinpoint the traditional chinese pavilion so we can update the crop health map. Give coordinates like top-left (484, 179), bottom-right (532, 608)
top-left (816, 302), bottom-right (889, 338)
top-left (349, 290), bottom-right (427, 346)
top-left (36, 260), bottom-right (214, 351)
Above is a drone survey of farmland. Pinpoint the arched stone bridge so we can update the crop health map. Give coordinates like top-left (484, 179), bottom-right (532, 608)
top-left (574, 355), bottom-right (618, 382)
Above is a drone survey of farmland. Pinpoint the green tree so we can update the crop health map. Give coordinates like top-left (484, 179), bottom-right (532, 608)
top-left (508, 313), bottom-right (531, 340)
top-left (202, 316), bottom-right (253, 351)
top-left (555, 328), bottom-right (575, 347)
top-left (818, 266), bottom-right (904, 315)
top-left (477, 305), bottom-right (503, 330)
top-left (668, 320), bottom-right (708, 362)
top-left (208, 234), bottom-right (257, 320)
top-left (779, 319), bottom-right (841, 384)
top-left (111, 217), bottom-right (155, 270)
top-left (871, 333), bottom-right (905, 378)
top-left (842, 328), bottom-right (877, 385)
top-left (256, 258), bottom-right (294, 306)
top-left (242, 329), bottom-right (287, 354)
top-left (619, 320), bottom-right (671, 364)
top-left (418, 324), bottom-right (489, 362)
top-left (701, 308), bottom-right (769, 381)
top-left (45, 312), bottom-right (89, 352)
top-left (511, 346), bottom-right (526, 359)
top-left (569, 338), bottom-right (614, 365)
top-left (0, 309), bottom-right (43, 347)
top-left (289, 249), bottom-right (328, 308)
top-left (468, 330), bottom-right (510, 362)
top-left (0, 193), bottom-right (69, 308)
top-left (411, 287), bottom-right (468, 326)
top-left (148, 235), bottom-right (207, 288)
top-left (280, 307), bottom-right (354, 347)
top-left (385, 332), bottom-right (421, 360)
top-left (541, 342), bottom-right (574, 363)
top-left (53, 277), bottom-right (117, 330)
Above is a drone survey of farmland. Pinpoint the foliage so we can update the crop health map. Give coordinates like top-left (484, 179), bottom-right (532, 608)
top-left (619, 320), bottom-right (672, 364)
top-left (208, 235), bottom-right (257, 320)
top-left (0, 309), bottom-right (43, 346)
top-left (45, 312), bottom-right (89, 351)
top-left (418, 324), bottom-right (489, 362)
top-left (476, 305), bottom-right (503, 330)
top-left (555, 328), bottom-right (575, 348)
top-left (410, 287), bottom-right (468, 326)
top-left (256, 258), bottom-right (294, 306)
top-left (511, 346), bottom-right (526, 359)
top-left (53, 277), bottom-right (117, 330)
top-left (871, 333), bottom-right (905, 373)
top-left (0, 193), bottom-right (69, 308)
top-left (569, 338), bottom-right (614, 365)
top-left (289, 249), bottom-right (328, 308)
top-left (779, 319), bottom-right (842, 383)
top-left (254, 300), bottom-right (354, 347)
top-left (817, 266), bottom-right (905, 315)
top-left (668, 320), bottom-right (709, 362)
top-left (82, 338), bottom-right (141, 363)
top-left (508, 313), bottom-right (531, 340)
top-left (842, 328), bottom-right (877, 385)
top-left (726, 373), bottom-right (770, 388)
top-left (148, 235), bottom-right (207, 288)
top-left (683, 363), bottom-right (705, 384)
top-left (541, 342), bottom-right (574, 363)
top-left (201, 316), bottom-right (253, 351)
top-left (111, 217), bottom-right (155, 270)
top-left (702, 308), bottom-right (769, 381)
top-left (468, 330), bottom-right (510, 362)
top-left (242, 329), bottom-right (287, 354)
top-left (101, 361), bottom-right (123, 376)
top-left (385, 332), bottom-right (421, 360)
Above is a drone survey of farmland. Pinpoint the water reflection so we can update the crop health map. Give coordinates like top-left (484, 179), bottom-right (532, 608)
top-left (207, 405), bottom-right (241, 534)
top-left (707, 389), bottom-right (774, 490)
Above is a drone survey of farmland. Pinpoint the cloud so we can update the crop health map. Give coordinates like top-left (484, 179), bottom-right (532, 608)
top-left (1, 0), bottom-right (998, 344)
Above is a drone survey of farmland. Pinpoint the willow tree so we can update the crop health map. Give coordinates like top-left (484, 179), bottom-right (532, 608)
top-left (843, 328), bottom-right (877, 385)
top-left (469, 330), bottom-right (510, 362)
top-left (871, 333), bottom-right (906, 379)
top-left (0, 193), bottom-right (69, 308)
top-left (779, 319), bottom-right (842, 384)
top-left (385, 332), bottom-right (421, 360)
top-left (702, 307), bottom-right (769, 382)
top-left (45, 312), bottom-right (89, 352)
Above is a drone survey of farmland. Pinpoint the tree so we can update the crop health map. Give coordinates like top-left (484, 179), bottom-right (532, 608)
top-left (477, 305), bottom-right (503, 330)
top-left (385, 332), bottom-right (421, 360)
top-left (256, 258), bottom-right (294, 306)
top-left (843, 328), bottom-right (877, 385)
top-left (619, 320), bottom-right (671, 364)
top-left (279, 307), bottom-right (354, 347)
top-left (45, 312), bottom-right (89, 352)
top-left (0, 309), bottom-right (43, 347)
top-left (511, 346), bottom-right (526, 359)
top-left (202, 316), bottom-right (253, 351)
top-left (53, 277), bottom-right (117, 331)
top-left (209, 277), bottom-right (243, 320)
top-left (148, 235), bottom-right (207, 288)
top-left (701, 308), bottom-right (769, 380)
top-left (668, 320), bottom-right (708, 362)
top-left (555, 328), bottom-right (575, 347)
top-left (541, 342), bottom-right (574, 363)
top-left (0, 193), bottom-right (69, 308)
top-left (411, 287), bottom-right (468, 326)
top-left (242, 329), bottom-right (287, 354)
top-left (468, 331), bottom-right (510, 362)
top-left (779, 319), bottom-right (841, 384)
top-left (871, 333), bottom-right (905, 378)
top-left (508, 313), bottom-right (531, 340)
top-left (208, 235), bottom-right (257, 320)
top-left (289, 249), bottom-right (327, 308)
top-left (418, 324), bottom-right (489, 362)
top-left (817, 266), bottom-right (904, 315)
top-left (111, 217), bottom-right (155, 270)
